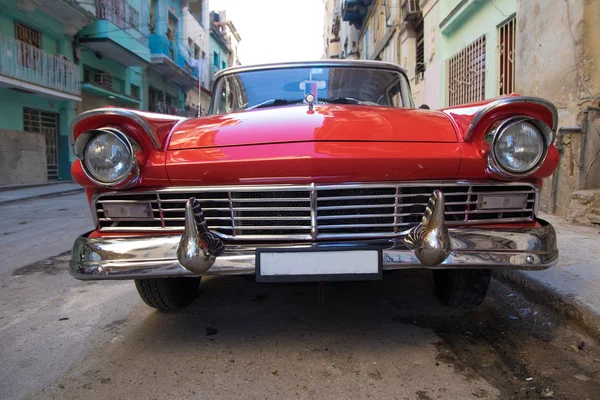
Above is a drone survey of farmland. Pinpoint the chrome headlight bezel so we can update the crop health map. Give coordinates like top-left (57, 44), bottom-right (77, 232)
top-left (75, 128), bottom-right (140, 188)
top-left (487, 116), bottom-right (552, 178)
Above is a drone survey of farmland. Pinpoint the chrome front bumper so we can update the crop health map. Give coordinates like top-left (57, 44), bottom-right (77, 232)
top-left (70, 220), bottom-right (558, 280)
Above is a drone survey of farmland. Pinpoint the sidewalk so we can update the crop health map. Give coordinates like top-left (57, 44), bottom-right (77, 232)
top-left (499, 213), bottom-right (600, 338)
top-left (0, 182), bottom-right (84, 205)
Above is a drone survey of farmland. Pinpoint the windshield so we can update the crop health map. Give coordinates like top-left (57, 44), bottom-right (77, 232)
top-left (209, 66), bottom-right (413, 114)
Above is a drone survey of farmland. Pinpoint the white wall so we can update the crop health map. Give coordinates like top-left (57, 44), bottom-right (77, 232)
top-left (420, 0), bottom-right (441, 109)
top-left (183, 3), bottom-right (210, 88)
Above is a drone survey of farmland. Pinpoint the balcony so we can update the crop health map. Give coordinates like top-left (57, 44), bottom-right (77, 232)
top-left (81, 70), bottom-right (141, 106)
top-left (149, 34), bottom-right (199, 90)
top-left (0, 35), bottom-right (80, 101)
top-left (77, 0), bottom-right (150, 66)
top-left (19, 0), bottom-right (95, 35)
top-left (149, 101), bottom-right (186, 117)
top-left (342, 0), bottom-right (372, 29)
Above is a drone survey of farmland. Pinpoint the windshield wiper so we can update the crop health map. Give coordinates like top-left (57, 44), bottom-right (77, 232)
top-left (247, 98), bottom-right (304, 110)
top-left (320, 97), bottom-right (379, 106)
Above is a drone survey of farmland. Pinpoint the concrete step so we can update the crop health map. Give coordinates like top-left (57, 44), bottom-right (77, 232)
top-left (566, 189), bottom-right (600, 225)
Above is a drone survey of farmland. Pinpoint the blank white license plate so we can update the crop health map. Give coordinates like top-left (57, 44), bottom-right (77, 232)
top-left (256, 249), bottom-right (382, 282)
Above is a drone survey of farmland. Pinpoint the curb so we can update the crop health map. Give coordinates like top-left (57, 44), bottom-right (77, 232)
top-left (0, 181), bottom-right (75, 193)
top-left (495, 270), bottom-right (600, 340)
top-left (0, 188), bottom-right (85, 206)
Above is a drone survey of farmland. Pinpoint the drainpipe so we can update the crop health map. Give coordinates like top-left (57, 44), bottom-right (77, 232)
top-left (550, 106), bottom-right (600, 213)
top-left (579, 106), bottom-right (600, 188)
top-left (551, 126), bottom-right (582, 213)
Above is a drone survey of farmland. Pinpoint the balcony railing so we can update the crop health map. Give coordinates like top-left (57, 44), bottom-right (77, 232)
top-left (149, 102), bottom-right (186, 116)
top-left (0, 35), bottom-right (80, 96)
top-left (95, 0), bottom-right (147, 43)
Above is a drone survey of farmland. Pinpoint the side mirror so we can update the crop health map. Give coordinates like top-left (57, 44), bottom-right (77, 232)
top-left (419, 104), bottom-right (430, 110)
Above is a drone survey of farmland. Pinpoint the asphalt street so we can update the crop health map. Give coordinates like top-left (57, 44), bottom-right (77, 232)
top-left (0, 193), bottom-right (599, 400)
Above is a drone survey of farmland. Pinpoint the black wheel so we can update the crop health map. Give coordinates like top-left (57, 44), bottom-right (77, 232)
top-left (134, 277), bottom-right (201, 311)
top-left (433, 269), bottom-right (491, 308)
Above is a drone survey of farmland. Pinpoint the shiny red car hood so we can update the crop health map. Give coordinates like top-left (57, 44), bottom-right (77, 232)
top-left (168, 104), bottom-right (458, 150)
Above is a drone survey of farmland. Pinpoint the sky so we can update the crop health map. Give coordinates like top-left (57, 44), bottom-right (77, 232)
top-left (208, 0), bottom-right (325, 65)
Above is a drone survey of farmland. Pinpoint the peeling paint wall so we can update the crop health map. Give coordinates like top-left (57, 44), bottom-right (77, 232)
top-left (515, 0), bottom-right (600, 215)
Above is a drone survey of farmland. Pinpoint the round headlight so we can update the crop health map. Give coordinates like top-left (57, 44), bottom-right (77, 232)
top-left (84, 131), bottom-right (134, 184)
top-left (493, 119), bottom-right (545, 174)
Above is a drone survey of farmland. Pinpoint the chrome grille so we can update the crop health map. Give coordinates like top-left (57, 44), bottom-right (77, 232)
top-left (94, 182), bottom-right (537, 240)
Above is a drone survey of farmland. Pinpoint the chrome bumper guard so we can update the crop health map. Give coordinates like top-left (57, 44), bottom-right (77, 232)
top-left (70, 192), bottom-right (558, 280)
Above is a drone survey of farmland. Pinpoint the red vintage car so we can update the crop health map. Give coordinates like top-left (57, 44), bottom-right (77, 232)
top-left (69, 60), bottom-right (559, 311)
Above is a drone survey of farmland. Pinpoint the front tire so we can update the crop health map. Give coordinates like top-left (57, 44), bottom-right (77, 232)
top-left (134, 277), bottom-right (201, 311)
top-left (433, 269), bottom-right (491, 308)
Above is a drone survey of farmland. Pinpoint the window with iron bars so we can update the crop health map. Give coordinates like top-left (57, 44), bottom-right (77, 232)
top-left (14, 22), bottom-right (41, 70)
top-left (447, 35), bottom-right (486, 107)
top-left (415, 18), bottom-right (425, 76)
top-left (498, 16), bottom-right (516, 96)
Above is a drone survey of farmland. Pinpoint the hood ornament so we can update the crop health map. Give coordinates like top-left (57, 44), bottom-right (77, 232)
top-left (404, 190), bottom-right (452, 266)
top-left (177, 198), bottom-right (224, 274)
top-left (305, 93), bottom-right (315, 111)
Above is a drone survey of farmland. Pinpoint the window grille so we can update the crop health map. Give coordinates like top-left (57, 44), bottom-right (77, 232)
top-left (415, 19), bottom-right (425, 76)
top-left (14, 22), bottom-right (41, 70)
top-left (447, 35), bottom-right (486, 107)
top-left (23, 108), bottom-right (59, 180)
top-left (498, 16), bottom-right (516, 95)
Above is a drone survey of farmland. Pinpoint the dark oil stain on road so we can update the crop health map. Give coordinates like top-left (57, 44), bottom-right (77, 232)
top-left (403, 275), bottom-right (600, 400)
top-left (12, 251), bottom-right (71, 276)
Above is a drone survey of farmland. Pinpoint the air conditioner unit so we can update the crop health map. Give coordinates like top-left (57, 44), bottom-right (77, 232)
top-left (401, 0), bottom-right (421, 23)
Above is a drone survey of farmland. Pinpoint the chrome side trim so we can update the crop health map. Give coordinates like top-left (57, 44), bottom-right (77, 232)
top-left (465, 96), bottom-right (558, 142)
top-left (70, 219), bottom-right (558, 280)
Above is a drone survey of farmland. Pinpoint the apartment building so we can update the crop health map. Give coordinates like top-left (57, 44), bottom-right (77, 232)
top-left (0, 0), bottom-right (247, 185)
top-left (324, 0), bottom-right (600, 220)
top-left (208, 11), bottom-right (231, 89)
top-left (76, 0), bottom-right (149, 113)
top-left (185, 0), bottom-right (211, 115)
top-left (323, 0), bottom-right (424, 102)
top-left (0, 0), bottom-right (93, 184)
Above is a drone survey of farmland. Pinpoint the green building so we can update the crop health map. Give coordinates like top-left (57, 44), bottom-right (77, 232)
top-left (76, 0), bottom-right (150, 113)
top-left (0, 0), bottom-right (93, 184)
top-left (0, 0), bottom-right (200, 185)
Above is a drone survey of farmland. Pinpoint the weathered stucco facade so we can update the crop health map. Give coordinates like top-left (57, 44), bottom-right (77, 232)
top-left (0, 129), bottom-right (46, 186)
top-left (515, 0), bottom-right (600, 218)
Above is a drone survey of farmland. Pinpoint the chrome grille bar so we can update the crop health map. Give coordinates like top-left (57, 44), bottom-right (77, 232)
top-left (93, 181), bottom-right (538, 240)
